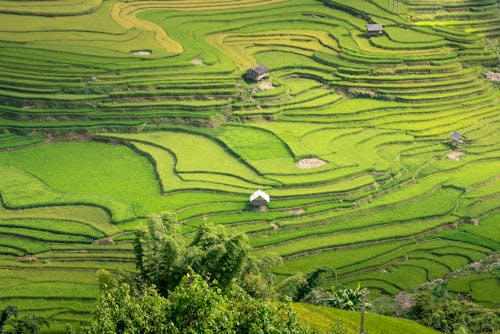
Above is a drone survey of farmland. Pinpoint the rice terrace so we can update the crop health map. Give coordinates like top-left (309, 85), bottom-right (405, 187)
top-left (0, 0), bottom-right (498, 332)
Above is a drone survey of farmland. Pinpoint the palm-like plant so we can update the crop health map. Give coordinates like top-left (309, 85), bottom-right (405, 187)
top-left (324, 283), bottom-right (369, 311)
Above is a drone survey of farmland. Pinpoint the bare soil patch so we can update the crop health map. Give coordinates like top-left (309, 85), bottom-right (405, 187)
top-left (289, 208), bottom-right (305, 215)
top-left (303, 14), bottom-right (324, 18)
top-left (191, 58), bottom-right (203, 65)
top-left (17, 255), bottom-right (40, 263)
top-left (47, 132), bottom-right (91, 143)
top-left (447, 151), bottom-right (463, 161)
top-left (131, 50), bottom-right (151, 56)
top-left (486, 71), bottom-right (500, 82)
top-left (93, 237), bottom-right (114, 245)
top-left (296, 158), bottom-right (326, 169)
top-left (270, 222), bottom-right (281, 231)
top-left (258, 81), bottom-right (274, 90)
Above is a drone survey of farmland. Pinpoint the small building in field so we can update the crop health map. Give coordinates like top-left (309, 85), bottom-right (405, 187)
top-left (366, 24), bottom-right (384, 37)
top-left (250, 189), bottom-right (270, 209)
top-left (450, 131), bottom-right (464, 144)
top-left (247, 64), bottom-right (269, 81)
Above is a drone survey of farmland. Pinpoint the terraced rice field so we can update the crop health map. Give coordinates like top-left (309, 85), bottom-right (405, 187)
top-left (0, 0), bottom-right (498, 331)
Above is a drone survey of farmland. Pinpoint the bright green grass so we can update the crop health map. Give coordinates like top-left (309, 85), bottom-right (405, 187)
top-left (344, 264), bottom-right (430, 291)
top-left (0, 203), bottom-right (120, 236)
top-left (273, 240), bottom-right (411, 275)
top-left (37, 251), bottom-right (135, 260)
top-left (175, 202), bottom-right (246, 221)
top-left (0, 282), bottom-right (98, 299)
top-left (459, 212), bottom-right (500, 244)
top-left (0, 256), bottom-right (135, 271)
top-left (0, 226), bottom-right (93, 244)
top-left (0, 0), bottom-right (170, 57)
top-left (293, 302), bottom-right (439, 334)
top-left (0, 219), bottom-right (104, 239)
top-left (0, 133), bottom-right (45, 149)
top-left (284, 77), bottom-right (322, 95)
top-left (0, 141), bottom-right (185, 220)
top-left (337, 240), bottom-right (491, 277)
top-left (218, 123), bottom-right (293, 160)
top-left (253, 216), bottom-right (454, 257)
top-left (0, 0), bottom-right (498, 330)
top-left (470, 278), bottom-right (500, 306)
top-left (402, 258), bottom-right (451, 281)
top-left (385, 27), bottom-right (443, 43)
top-left (131, 142), bottom-right (265, 193)
top-left (0, 268), bottom-right (99, 285)
top-left (276, 186), bottom-right (460, 231)
top-left (0, 236), bottom-right (49, 254)
top-left (268, 173), bottom-right (375, 197)
top-left (101, 131), bottom-right (272, 186)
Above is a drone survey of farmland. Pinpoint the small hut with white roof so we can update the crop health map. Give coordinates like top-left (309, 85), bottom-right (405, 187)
top-left (250, 189), bottom-right (270, 209)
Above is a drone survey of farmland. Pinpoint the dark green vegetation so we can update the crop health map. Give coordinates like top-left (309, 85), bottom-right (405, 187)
top-left (133, 212), bottom-right (253, 294)
top-left (81, 274), bottom-right (310, 334)
top-left (76, 214), bottom-right (437, 334)
top-left (0, 0), bottom-right (498, 331)
top-left (76, 215), bottom-right (310, 334)
top-left (0, 305), bottom-right (48, 334)
top-left (294, 302), bottom-right (439, 334)
top-left (366, 254), bottom-right (500, 333)
top-left (403, 291), bottom-right (499, 333)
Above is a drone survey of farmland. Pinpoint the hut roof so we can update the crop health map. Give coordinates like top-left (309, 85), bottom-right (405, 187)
top-left (366, 23), bottom-right (383, 32)
top-left (250, 189), bottom-right (270, 203)
top-left (450, 131), bottom-right (463, 141)
top-left (250, 64), bottom-right (269, 75)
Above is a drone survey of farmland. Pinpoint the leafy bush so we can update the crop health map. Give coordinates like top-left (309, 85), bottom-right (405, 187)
top-left (0, 305), bottom-right (48, 334)
top-left (404, 292), bottom-right (500, 333)
top-left (324, 285), bottom-right (369, 311)
top-left (79, 272), bottom-right (311, 334)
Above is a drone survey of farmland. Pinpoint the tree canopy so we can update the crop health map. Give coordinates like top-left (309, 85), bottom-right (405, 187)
top-left (134, 212), bottom-right (251, 294)
top-left (77, 212), bottom-right (311, 333)
top-left (82, 272), bottom-right (309, 334)
top-left (0, 305), bottom-right (48, 334)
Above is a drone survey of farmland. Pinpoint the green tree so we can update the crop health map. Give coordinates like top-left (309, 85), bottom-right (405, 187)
top-left (134, 212), bottom-right (250, 294)
top-left (81, 282), bottom-right (169, 334)
top-left (0, 306), bottom-right (16, 333)
top-left (134, 212), bottom-right (186, 294)
top-left (405, 292), bottom-right (499, 333)
top-left (0, 305), bottom-right (48, 334)
top-left (188, 223), bottom-right (250, 288)
top-left (80, 272), bottom-right (311, 334)
top-left (294, 267), bottom-right (337, 301)
top-left (79, 212), bottom-right (311, 333)
top-left (164, 273), bottom-right (236, 333)
top-left (240, 254), bottom-right (283, 298)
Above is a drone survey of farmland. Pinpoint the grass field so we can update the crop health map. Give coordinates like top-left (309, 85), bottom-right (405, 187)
top-left (293, 302), bottom-right (439, 333)
top-left (0, 0), bottom-right (498, 331)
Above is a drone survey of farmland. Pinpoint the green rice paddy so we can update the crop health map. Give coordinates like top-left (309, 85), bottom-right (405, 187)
top-left (0, 0), bottom-right (498, 331)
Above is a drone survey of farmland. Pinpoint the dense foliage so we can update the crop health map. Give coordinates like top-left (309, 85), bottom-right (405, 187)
top-left (78, 213), bottom-right (310, 333)
top-left (275, 266), bottom-right (370, 312)
top-left (134, 212), bottom-right (251, 294)
top-left (404, 292), bottom-right (499, 333)
top-left (0, 305), bottom-right (48, 334)
top-left (81, 272), bottom-right (309, 334)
